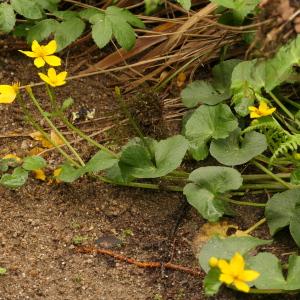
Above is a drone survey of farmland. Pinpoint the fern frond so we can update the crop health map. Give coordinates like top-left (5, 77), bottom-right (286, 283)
top-left (271, 134), bottom-right (300, 162)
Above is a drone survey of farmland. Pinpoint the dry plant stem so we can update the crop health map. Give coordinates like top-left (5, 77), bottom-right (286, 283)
top-left (26, 88), bottom-right (85, 166)
top-left (16, 95), bottom-right (80, 167)
top-left (252, 160), bottom-right (292, 189)
top-left (76, 246), bottom-right (201, 277)
top-left (46, 85), bottom-right (118, 158)
top-left (243, 218), bottom-right (267, 235)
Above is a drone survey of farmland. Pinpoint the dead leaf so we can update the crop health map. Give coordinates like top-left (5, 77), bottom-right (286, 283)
top-left (2, 154), bottom-right (22, 163)
top-left (30, 131), bottom-right (64, 149)
top-left (177, 72), bottom-right (186, 87)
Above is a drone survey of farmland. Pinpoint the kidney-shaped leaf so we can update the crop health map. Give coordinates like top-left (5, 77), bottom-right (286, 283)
top-left (184, 104), bottom-right (238, 160)
top-left (183, 166), bottom-right (242, 221)
top-left (210, 129), bottom-right (267, 166)
top-left (22, 156), bottom-right (47, 171)
top-left (266, 189), bottom-right (300, 247)
top-left (198, 235), bottom-right (272, 273)
top-left (0, 167), bottom-right (28, 189)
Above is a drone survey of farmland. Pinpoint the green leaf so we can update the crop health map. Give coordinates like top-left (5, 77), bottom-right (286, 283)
top-left (84, 151), bottom-right (118, 173)
top-left (286, 255), bottom-right (300, 290)
top-left (181, 59), bottom-right (240, 108)
top-left (58, 163), bottom-right (85, 183)
top-left (198, 235), bottom-right (272, 273)
top-left (248, 253), bottom-right (286, 289)
top-left (211, 0), bottom-right (260, 20)
top-left (61, 97), bottom-right (74, 111)
top-left (79, 8), bottom-right (100, 21)
top-left (36, 0), bottom-right (60, 12)
top-left (53, 10), bottom-right (79, 20)
top-left (183, 166), bottom-right (242, 221)
top-left (0, 167), bottom-right (28, 189)
top-left (210, 129), bottom-right (267, 166)
top-left (54, 17), bottom-right (85, 50)
top-left (204, 268), bottom-right (222, 296)
top-left (144, 0), bottom-right (161, 15)
top-left (291, 168), bottom-right (300, 185)
top-left (176, 0), bottom-right (191, 10)
top-left (26, 19), bottom-right (59, 43)
top-left (265, 189), bottom-right (300, 247)
top-left (184, 104), bottom-right (238, 160)
top-left (22, 156), bottom-right (46, 171)
top-left (0, 3), bottom-right (16, 33)
top-left (11, 0), bottom-right (43, 19)
top-left (120, 135), bottom-right (188, 178)
top-left (105, 162), bottom-right (134, 184)
top-left (91, 16), bottom-right (113, 48)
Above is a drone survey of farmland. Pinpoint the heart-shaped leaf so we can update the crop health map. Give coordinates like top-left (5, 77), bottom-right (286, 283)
top-left (183, 166), bottom-right (242, 221)
top-left (265, 189), bottom-right (300, 247)
top-left (0, 167), bottom-right (28, 189)
top-left (22, 156), bottom-right (47, 171)
top-left (210, 129), bottom-right (267, 166)
top-left (184, 104), bottom-right (238, 161)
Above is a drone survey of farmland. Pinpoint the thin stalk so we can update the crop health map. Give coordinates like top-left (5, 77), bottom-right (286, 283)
top-left (219, 196), bottom-right (266, 207)
top-left (269, 91), bottom-right (295, 121)
top-left (26, 87), bottom-right (85, 166)
top-left (239, 183), bottom-right (287, 190)
top-left (243, 218), bottom-right (267, 234)
top-left (16, 95), bottom-right (80, 167)
top-left (252, 160), bottom-right (292, 189)
top-left (242, 173), bottom-right (290, 181)
top-left (46, 85), bottom-right (118, 158)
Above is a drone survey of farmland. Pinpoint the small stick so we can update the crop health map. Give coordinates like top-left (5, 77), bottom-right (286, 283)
top-left (76, 246), bottom-right (202, 277)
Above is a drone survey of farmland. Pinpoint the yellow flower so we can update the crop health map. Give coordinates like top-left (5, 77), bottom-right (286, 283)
top-left (53, 168), bottom-right (62, 183)
top-left (248, 101), bottom-right (276, 119)
top-left (38, 68), bottom-right (67, 87)
top-left (33, 169), bottom-right (46, 181)
top-left (19, 40), bottom-right (61, 68)
top-left (0, 83), bottom-right (19, 104)
top-left (217, 252), bottom-right (260, 293)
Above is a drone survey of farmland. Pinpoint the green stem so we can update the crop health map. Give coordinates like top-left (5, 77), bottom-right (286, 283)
top-left (269, 91), bottom-right (295, 121)
top-left (220, 196), bottom-right (266, 207)
top-left (243, 218), bottom-right (266, 234)
top-left (46, 85), bottom-right (118, 158)
top-left (16, 95), bottom-right (80, 167)
top-left (239, 183), bottom-right (287, 190)
top-left (252, 160), bottom-right (292, 189)
top-left (26, 87), bottom-right (85, 166)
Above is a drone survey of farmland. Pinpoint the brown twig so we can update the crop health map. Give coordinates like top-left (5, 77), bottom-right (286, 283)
top-left (76, 246), bottom-right (202, 277)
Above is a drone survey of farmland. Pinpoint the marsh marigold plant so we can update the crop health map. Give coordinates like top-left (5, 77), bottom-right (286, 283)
top-left (38, 68), bottom-right (67, 87)
top-left (19, 40), bottom-right (61, 68)
top-left (209, 252), bottom-right (260, 293)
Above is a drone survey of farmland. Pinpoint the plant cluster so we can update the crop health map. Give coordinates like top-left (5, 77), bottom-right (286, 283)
top-left (1, 0), bottom-right (300, 297)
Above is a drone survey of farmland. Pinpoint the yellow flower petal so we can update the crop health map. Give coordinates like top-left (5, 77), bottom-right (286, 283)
top-left (266, 107), bottom-right (276, 115)
top-left (209, 257), bottom-right (219, 268)
top-left (229, 253), bottom-right (245, 277)
top-left (43, 40), bottom-right (57, 55)
top-left (219, 274), bottom-right (234, 285)
top-left (44, 55), bottom-right (61, 66)
top-left (18, 50), bottom-right (38, 58)
top-left (56, 71), bottom-right (67, 82)
top-left (233, 279), bottom-right (250, 293)
top-left (0, 85), bottom-right (17, 104)
top-left (250, 112), bottom-right (261, 119)
top-left (259, 101), bottom-right (268, 112)
top-left (31, 40), bottom-right (41, 52)
top-left (239, 270), bottom-right (260, 282)
top-left (33, 169), bottom-right (46, 181)
top-left (248, 106), bottom-right (257, 112)
top-left (38, 72), bottom-right (53, 86)
top-left (34, 57), bottom-right (45, 68)
top-left (218, 259), bottom-right (231, 274)
top-left (47, 68), bottom-right (57, 81)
